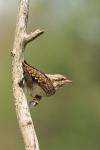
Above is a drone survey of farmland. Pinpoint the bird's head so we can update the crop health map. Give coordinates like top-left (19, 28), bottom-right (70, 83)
top-left (46, 74), bottom-right (72, 90)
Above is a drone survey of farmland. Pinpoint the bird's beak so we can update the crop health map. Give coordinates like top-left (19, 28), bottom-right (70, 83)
top-left (65, 79), bottom-right (72, 83)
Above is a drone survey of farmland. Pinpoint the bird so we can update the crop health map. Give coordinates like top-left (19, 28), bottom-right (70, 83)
top-left (22, 60), bottom-right (72, 109)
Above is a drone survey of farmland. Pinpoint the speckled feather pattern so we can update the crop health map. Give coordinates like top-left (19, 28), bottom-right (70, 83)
top-left (23, 61), bottom-right (55, 96)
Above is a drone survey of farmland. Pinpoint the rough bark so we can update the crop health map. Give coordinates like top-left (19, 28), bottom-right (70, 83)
top-left (11, 0), bottom-right (43, 149)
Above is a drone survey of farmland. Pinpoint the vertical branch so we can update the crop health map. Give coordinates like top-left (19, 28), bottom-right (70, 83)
top-left (11, 0), bottom-right (43, 150)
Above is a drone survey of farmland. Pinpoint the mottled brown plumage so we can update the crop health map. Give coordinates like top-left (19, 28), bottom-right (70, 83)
top-left (22, 60), bottom-right (71, 108)
top-left (23, 60), bottom-right (55, 96)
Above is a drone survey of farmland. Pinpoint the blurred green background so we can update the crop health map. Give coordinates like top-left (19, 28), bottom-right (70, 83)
top-left (0, 0), bottom-right (100, 149)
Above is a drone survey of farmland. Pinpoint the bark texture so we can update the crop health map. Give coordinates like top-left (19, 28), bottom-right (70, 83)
top-left (12, 0), bottom-right (43, 149)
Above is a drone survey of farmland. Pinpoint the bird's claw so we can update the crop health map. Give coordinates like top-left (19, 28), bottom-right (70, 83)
top-left (28, 100), bottom-right (39, 109)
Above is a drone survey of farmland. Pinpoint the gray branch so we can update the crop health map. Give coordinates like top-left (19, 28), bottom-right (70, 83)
top-left (12, 0), bottom-right (41, 150)
top-left (24, 29), bottom-right (44, 45)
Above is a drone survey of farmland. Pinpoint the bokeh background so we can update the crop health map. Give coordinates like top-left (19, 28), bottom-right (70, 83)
top-left (0, 0), bottom-right (100, 149)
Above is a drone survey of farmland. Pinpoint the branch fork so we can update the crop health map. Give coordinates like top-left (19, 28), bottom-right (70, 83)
top-left (24, 29), bottom-right (44, 45)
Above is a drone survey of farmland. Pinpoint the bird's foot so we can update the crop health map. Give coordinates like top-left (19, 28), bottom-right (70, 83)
top-left (29, 100), bottom-right (39, 109)
top-left (29, 95), bottom-right (42, 109)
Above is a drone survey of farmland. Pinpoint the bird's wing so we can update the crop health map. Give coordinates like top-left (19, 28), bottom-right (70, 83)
top-left (23, 61), bottom-right (55, 96)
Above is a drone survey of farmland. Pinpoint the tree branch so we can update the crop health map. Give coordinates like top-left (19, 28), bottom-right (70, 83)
top-left (12, 0), bottom-right (40, 150)
top-left (24, 29), bottom-right (44, 45)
